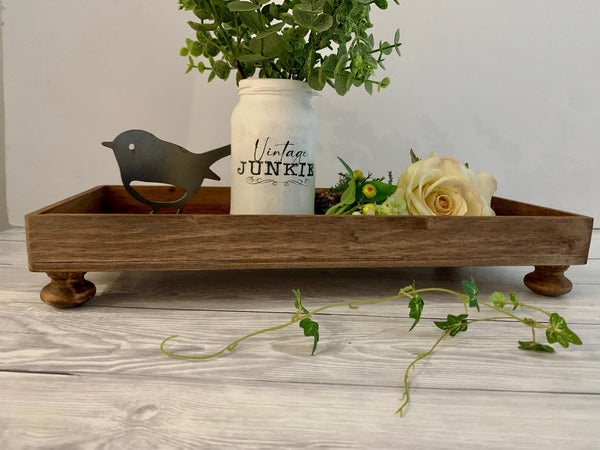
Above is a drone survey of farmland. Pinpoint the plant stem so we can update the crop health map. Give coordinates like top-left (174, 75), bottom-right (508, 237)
top-left (412, 287), bottom-right (468, 301)
top-left (479, 301), bottom-right (548, 329)
top-left (396, 330), bottom-right (450, 416)
top-left (161, 319), bottom-right (299, 360)
top-left (160, 293), bottom-right (405, 360)
top-left (519, 302), bottom-right (552, 317)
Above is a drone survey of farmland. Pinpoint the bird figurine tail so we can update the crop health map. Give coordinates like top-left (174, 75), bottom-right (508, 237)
top-left (201, 145), bottom-right (232, 181)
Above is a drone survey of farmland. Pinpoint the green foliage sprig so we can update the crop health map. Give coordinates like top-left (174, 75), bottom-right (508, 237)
top-left (161, 279), bottom-right (582, 416)
top-left (177, 0), bottom-right (401, 94)
top-left (325, 157), bottom-right (400, 215)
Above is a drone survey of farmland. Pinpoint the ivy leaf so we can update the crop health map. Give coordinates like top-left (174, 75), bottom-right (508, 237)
top-left (434, 314), bottom-right (469, 336)
top-left (489, 291), bottom-right (507, 309)
top-left (293, 289), bottom-right (309, 315)
top-left (545, 313), bottom-right (582, 348)
top-left (408, 295), bottom-right (424, 332)
top-left (461, 278), bottom-right (479, 311)
top-left (518, 341), bottom-right (555, 353)
top-left (509, 291), bottom-right (519, 310)
top-left (299, 318), bottom-right (320, 355)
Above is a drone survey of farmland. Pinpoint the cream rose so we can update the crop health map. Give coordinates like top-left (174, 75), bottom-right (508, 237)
top-left (391, 153), bottom-right (497, 216)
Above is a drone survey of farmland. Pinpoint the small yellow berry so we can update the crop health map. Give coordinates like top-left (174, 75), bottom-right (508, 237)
top-left (362, 183), bottom-right (377, 199)
top-left (362, 204), bottom-right (376, 215)
top-left (352, 169), bottom-right (364, 181)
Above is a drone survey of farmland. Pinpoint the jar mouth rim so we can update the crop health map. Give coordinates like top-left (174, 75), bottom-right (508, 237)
top-left (238, 78), bottom-right (317, 96)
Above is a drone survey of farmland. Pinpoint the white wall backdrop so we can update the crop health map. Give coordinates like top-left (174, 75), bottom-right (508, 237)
top-left (3, 0), bottom-right (599, 225)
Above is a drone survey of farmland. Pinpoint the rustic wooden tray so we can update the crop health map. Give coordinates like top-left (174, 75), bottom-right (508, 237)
top-left (25, 185), bottom-right (593, 308)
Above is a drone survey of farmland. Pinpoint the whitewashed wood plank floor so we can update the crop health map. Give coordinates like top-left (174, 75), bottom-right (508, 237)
top-left (1, 226), bottom-right (599, 449)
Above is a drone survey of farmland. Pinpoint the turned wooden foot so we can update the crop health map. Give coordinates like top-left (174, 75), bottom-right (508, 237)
top-left (40, 272), bottom-right (96, 308)
top-left (524, 265), bottom-right (572, 297)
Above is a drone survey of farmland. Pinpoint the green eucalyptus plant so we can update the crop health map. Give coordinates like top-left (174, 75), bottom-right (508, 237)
top-left (178, 0), bottom-right (401, 95)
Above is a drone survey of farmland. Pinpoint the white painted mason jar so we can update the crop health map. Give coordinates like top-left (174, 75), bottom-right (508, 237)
top-left (230, 78), bottom-right (317, 214)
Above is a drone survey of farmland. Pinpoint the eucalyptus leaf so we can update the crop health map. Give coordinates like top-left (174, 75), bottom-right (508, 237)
top-left (188, 20), bottom-right (219, 32)
top-left (261, 33), bottom-right (289, 57)
top-left (295, 0), bottom-right (326, 13)
top-left (238, 10), bottom-right (263, 31)
top-left (322, 54), bottom-right (339, 74)
top-left (334, 53), bottom-right (348, 76)
top-left (334, 71), bottom-right (353, 95)
top-left (311, 13), bottom-right (333, 32)
top-left (255, 22), bottom-right (286, 39)
top-left (394, 28), bottom-right (402, 56)
top-left (292, 7), bottom-right (315, 28)
top-left (308, 67), bottom-right (327, 90)
top-left (227, 1), bottom-right (260, 12)
top-left (189, 41), bottom-right (202, 57)
top-left (177, 0), bottom-right (401, 94)
top-left (380, 41), bottom-right (393, 55)
top-left (213, 60), bottom-right (231, 80)
top-left (237, 53), bottom-right (271, 63)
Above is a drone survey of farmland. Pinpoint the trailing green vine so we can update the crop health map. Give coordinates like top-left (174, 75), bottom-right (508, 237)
top-left (161, 279), bottom-right (582, 416)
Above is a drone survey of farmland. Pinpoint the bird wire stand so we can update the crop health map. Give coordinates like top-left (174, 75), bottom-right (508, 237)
top-left (102, 129), bottom-right (231, 213)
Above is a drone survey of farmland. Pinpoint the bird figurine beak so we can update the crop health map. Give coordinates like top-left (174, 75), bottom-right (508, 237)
top-left (101, 141), bottom-right (114, 149)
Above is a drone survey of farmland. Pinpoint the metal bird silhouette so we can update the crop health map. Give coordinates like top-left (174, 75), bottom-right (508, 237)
top-left (102, 129), bottom-right (230, 213)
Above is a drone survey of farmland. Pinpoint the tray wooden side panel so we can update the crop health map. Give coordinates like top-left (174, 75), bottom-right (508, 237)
top-left (25, 186), bottom-right (594, 305)
top-left (26, 213), bottom-right (592, 272)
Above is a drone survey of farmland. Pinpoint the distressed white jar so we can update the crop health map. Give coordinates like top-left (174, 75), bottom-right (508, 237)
top-left (230, 78), bottom-right (317, 214)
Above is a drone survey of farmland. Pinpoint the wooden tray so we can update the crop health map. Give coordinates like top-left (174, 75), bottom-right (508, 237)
top-left (25, 185), bottom-right (594, 308)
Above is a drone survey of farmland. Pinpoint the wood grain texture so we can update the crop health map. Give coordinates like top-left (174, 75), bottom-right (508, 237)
top-left (26, 186), bottom-right (593, 273)
top-left (2, 228), bottom-right (599, 448)
top-left (2, 371), bottom-right (599, 450)
top-left (1, 301), bottom-right (599, 392)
